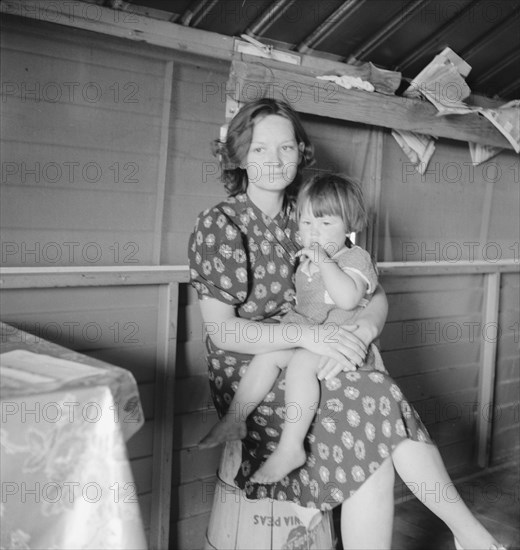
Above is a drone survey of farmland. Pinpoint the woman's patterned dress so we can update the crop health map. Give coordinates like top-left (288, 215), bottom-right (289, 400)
top-left (188, 193), bottom-right (432, 511)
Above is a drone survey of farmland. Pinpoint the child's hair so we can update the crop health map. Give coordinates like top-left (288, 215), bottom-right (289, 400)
top-left (212, 98), bottom-right (314, 199)
top-left (296, 173), bottom-right (368, 233)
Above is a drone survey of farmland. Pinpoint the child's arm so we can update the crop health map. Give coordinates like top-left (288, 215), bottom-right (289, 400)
top-left (301, 243), bottom-right (367, 310)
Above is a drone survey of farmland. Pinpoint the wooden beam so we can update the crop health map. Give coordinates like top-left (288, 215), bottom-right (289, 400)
top-left (230, 60), bottom-right (515, 149)
top-left (496, 76), bottom-right (520, 100)
top-left (179, 0), bottom-right (205, 26)
top-left (476, 271), bottom-right (501, 467)
top-left (459, 8), bottom-right (520, 64)
top-left (0, 266), bottom-right (190, 288)
top-left (349, 0), bottom-right (431, 62)
top-left (180, 0), bottom-right (219, 28)
top-left (0, 0), bottom-right (238, 61)
top-left (377, 259), bottom-right (518, 276)
top-left (296, 0), bottom-right (363, 53)
top-left (240, 52), bottom-right (402, 94)
top-left (471, 48), bottom-right (520, 88)
top-left (244, 0), bottom-right (297, 37)
top-left (0, 1), bottom-right (397, 86)
top-left (112, 0), bottom-right (178, 23)
top-left (397, 0), bottom-right (478, 72)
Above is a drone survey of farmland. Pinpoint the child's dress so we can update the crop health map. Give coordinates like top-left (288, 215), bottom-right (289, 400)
top-left (282, 245), bottom-right (385, 371)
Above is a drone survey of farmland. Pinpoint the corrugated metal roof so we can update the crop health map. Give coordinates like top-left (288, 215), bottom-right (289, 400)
top-left (119, 0), bottom-right (520, 101)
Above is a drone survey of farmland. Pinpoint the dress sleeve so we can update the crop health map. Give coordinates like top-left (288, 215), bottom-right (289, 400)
top-left (337, 246), bottom-right (378, 295)
top-left (188, 207), bottom-right (249, 306)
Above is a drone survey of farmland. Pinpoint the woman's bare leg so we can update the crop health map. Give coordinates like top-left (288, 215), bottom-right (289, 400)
top-left (392, 440), bottom-right (502, 549)
top-left (251, 349), bottom-right (320, 483)
top-left (341, 458), bottom-right (394, 550)
top-left (198, 350), bottom-right (294, 448)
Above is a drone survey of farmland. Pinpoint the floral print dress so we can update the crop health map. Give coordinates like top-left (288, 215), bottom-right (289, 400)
top-left (188, 193), bottom-right (432, 511)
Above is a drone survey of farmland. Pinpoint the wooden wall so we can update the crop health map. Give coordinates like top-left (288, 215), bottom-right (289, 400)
top-left (377, 134), bottom-right (520, 471)
top-left (0, 21), bottom-right (169, 266)
top-left (0, 19), bottom-right (175, 545)
top-left (379, 135), bottom-right (520, 263)
top-left (1, 16), bottom-right (518, 550)
top-left (381, 272), bottom-right (484, 468)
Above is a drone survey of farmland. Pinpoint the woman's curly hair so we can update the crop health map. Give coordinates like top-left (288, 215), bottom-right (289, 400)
top-left (212, 98), bottom-right (314, 201)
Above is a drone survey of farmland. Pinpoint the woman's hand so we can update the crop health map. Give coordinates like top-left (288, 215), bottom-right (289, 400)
top-left (300, 323), bottom-right (367, 373)
top-left (310, 321), bottom-right (380, 380)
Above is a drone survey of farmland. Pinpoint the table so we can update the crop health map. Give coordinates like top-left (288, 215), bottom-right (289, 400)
top-left (0, 322), bottom-right (148, 550)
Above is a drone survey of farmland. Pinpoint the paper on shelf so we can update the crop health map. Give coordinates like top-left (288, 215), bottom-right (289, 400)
top-left (468, 142), bottom-right (504, 165)
top-left (392, 130), bottom-right (436, 174)
top-left (400, 47), bottom-right (519, 160)
top-left (479, 100), bottom-right (520, 154)
top-left (404, 47), bottom-right (472, 115)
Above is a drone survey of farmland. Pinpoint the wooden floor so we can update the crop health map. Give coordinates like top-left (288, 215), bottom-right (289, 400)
top-left (335, 461), bottom-right (520, 550)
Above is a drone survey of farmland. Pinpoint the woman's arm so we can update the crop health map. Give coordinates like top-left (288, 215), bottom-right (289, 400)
top-left (198, 297), bottom-right (368, 368)
top-left (351, 284), bottom-right (388, 345)
top-left (317, 284), bottom-right (388, 380)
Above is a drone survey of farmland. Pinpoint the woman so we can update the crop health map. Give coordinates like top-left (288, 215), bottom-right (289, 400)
top-left (188, 98), bottom-right (504, 550)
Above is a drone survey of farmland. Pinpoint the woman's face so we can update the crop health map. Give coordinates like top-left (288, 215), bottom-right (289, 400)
top-left (299, 202), bottom-right (348, 257)
top-left (244, 114), bottom-right (302, 196)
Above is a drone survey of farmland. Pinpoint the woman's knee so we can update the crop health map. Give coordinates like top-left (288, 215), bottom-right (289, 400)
top-left (341, 458), bottom-right (394, 514)
top-left (369, 457), bottom-right (395, 492)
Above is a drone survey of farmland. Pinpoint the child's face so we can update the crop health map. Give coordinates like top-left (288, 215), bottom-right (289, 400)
top-left (299, 203), bottom-right (348, 257)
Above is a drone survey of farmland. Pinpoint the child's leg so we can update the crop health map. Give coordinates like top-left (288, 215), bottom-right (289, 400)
top-left (251, 349), bottom-right (321, 483)
top-left (392, 441), bottom-right (504, 549)
top-left (198, 349), bottom-right (294, 449)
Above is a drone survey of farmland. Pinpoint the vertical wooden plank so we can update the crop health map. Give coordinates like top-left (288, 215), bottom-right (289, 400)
top-left (150, 281), bottom-right (179, 550)
top-left (476, 271), bottom-right (501, 467)
top-left (359, 128), bottom-right (383, 259)
top-left (370, 128), bottom-right (384, 259)
top-left (478, 180), bottom-right (494, 260)
top-left (152, 61), bottom-right (174, 264)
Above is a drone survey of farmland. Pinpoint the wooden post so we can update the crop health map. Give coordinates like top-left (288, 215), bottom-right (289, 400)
top-left (476, 271), bottom-right (501, 467)
top-left (150, 281), bottom-right (180, 550)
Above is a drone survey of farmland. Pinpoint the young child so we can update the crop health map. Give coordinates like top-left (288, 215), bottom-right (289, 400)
top-left (199, 173), bottom-right (383, 483)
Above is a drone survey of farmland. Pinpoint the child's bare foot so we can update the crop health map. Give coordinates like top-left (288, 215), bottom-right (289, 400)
top-left (250, 443), bottom-right (306, 483)
top-left (198, 417), bottom-right (247, 449)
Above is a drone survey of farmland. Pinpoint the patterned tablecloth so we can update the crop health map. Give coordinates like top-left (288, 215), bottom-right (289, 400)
top-left (0, 322), bottom-right (148, 550)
